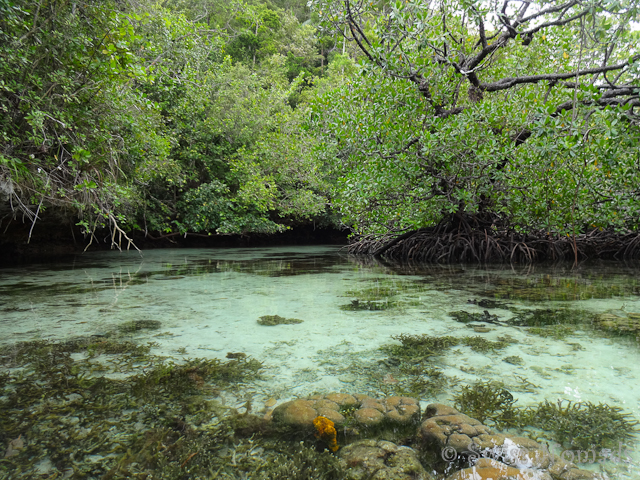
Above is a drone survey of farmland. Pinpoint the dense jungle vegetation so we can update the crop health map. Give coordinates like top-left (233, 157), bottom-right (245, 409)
top-left (0, 0), bottom-right (639, 255)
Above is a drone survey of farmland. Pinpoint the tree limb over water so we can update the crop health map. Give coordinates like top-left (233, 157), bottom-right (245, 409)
top-left (309, 0), bottom-right (640, 261)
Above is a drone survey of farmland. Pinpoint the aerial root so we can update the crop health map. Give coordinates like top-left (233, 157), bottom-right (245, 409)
top-left (108, 214), bottom-right (141, 253)
top-left (349, 227), bottom-right (640, 263)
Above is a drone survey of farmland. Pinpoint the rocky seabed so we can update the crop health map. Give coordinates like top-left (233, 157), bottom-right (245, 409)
top-left (270, 393), bottom-right (610, 480)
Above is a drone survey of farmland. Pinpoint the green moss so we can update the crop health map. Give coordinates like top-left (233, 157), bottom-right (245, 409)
top-left (258, 315), bottom-right (304, 325)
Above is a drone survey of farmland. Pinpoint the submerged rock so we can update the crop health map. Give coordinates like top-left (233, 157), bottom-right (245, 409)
top-left (593, 312), bottom-right (640, 335)
top-left (419, 403), bottom-right (493, 452)
top-left (339, 440), bottom-right (434, 480)
top-left (420, 403), bottom-right (607, 480)
top-left (444, 458), bottom-right (551, 480)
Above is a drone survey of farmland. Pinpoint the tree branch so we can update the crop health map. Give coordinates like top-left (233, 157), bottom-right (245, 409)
top-left (478, 55), bottom-right (640, 92)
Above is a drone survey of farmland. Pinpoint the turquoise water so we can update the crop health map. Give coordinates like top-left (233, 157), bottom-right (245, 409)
top-left (1, 246), bottom-right (639, 478)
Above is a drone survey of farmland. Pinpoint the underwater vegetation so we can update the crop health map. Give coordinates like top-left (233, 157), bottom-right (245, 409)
top-left (0, 338), bottom-right (269, 478)
top-left (375, 334), bottom-right (507, 401)
top-left (507, 308), bottom-right (590, 327)
top-left (117, 319), bottom-right (163, 334)
top-left (340, 278), bottom-right (432, 312)
top-left (340, 299), bottom-right (397, 311)
top-left (592, 312), bottom-right (640, 339)
top-left (453, 382), bottom-right (639, 450)
top-left (520, 400), bottom-right (640, 450)
top-left (257, 315), bottom-right (304, 325)
top-left (449, 310), bottom-right (502, 325)
top-left (344, 285), bottom-right (402, 300)
top-left (159, 254), bottom-right (342, 278)
top-left (381, 334), bottom-right (461, 362)
top-left (395, 365), bottom-right (453, 399)
top-left (502, 355), bottom-right (525, 366)
top-left (483, 275), bottom-right (640, 301)
top-left (467, 298), bottom-right (510, 309)
top-left (251, 442), bottom-right (346, 479)
top-left (381, 334), bottom-right (508, 363)
top-left (453, 381), bottom-right (519, 428)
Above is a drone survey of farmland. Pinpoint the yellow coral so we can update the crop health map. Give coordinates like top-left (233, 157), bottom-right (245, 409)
top-left (313, 416), bottom-right (339, 452)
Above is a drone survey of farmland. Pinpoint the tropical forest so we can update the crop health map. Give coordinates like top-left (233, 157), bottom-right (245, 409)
top-left (2, 1), bottom-right (640, 480)
top-left (1, 0), bottom-right (639, 261)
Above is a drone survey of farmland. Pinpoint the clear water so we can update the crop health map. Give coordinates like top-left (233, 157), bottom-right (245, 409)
top-left (2, 245), bottom-right (640, 478)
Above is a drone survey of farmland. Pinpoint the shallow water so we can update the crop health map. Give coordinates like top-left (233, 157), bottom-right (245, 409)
top-left (2, 245), bottom-right (640, 478)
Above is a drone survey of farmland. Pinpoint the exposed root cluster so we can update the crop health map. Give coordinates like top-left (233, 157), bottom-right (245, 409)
top-left (349, 224), bottom-right (640, 263)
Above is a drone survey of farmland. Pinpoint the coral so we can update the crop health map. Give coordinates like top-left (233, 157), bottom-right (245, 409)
top-left (338, 440), bottom-right (432, 480)
top-left (272, 394), bottom-right (420, 443)
top-left (313, 416), bottom-right (339, 452)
